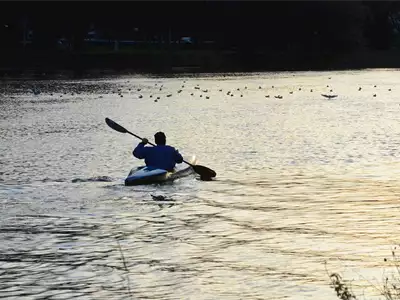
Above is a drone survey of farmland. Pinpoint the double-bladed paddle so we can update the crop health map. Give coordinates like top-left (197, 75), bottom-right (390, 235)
top-left (105, 117), bottom-right (216, 180)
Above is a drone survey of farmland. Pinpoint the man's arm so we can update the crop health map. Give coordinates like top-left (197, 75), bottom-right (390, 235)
top-left (174, 148), bottom-right (183, 163)
top-left (133, 138), bottom-right (149, 159)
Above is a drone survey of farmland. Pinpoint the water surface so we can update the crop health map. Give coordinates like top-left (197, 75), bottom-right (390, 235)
top-left (1, 70), bottom-right (400, 299)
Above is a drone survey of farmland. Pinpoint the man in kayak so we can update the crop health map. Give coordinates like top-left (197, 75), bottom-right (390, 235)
top-left (133, 132), bottom-right (184, 171)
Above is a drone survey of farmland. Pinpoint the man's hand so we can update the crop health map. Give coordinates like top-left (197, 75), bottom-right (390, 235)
top-left (141, 138), bottom-right (148, 145)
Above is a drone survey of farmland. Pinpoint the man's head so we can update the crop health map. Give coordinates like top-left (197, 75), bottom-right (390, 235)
top-left (154, 132), bottom-right (166, 145)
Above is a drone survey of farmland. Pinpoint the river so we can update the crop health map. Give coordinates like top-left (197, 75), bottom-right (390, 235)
top-left (1, 69), bottom-right (400, 300)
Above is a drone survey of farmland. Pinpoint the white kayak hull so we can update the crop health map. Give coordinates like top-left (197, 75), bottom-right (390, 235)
top-left (124, 155), bottom-right (197, 186)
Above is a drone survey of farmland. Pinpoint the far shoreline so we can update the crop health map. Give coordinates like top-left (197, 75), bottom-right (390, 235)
top-left (1, 49), bottom-right (400, 80)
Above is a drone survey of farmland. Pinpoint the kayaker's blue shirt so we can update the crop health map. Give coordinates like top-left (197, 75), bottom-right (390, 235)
top-left (133, 143), bottom-right (183, 171)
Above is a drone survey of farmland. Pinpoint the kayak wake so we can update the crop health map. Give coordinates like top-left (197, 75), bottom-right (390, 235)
top-left (71, 176), bottom-right (114, 183)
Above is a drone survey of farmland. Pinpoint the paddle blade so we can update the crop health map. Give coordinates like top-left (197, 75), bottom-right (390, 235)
top-left (192, 165), bottom-right (217, 179)
top-left (105, 118), bottom-right (127, 133)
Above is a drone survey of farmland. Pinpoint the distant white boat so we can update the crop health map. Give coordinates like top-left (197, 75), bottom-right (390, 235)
top-left (321, 94), bottom-right (337, 99)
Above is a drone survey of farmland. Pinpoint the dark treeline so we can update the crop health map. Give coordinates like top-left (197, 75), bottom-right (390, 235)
top-left (1, 1), bottom-right (400, 73)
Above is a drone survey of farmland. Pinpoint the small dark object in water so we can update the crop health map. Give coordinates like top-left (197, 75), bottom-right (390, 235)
top-left (200, 175), bottom-right (213, 181)
top-left (151, 194), bottom-right (174, 201)
top-left (151, 194), bottom-right (165, 201)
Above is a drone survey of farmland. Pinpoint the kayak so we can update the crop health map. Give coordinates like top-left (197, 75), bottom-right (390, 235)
top-left (124, 155), bottom-right (197, 186)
